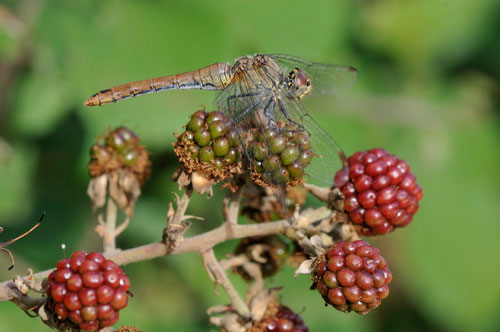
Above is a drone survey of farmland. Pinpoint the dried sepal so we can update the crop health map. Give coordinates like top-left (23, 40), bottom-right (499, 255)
top-left (88, 169), bottom-right (142, 217)
top-left (294, 258), bottom-right (315, 277)
top-left (248, 289), bottom-right (308, 332)
top-left (109, 169), bottom-right (142, 216)
top-left (87, 174), bottom-right (108, 210)
top-left (208, 288), bottom-right (282, 332)
top-left (191, 170), bottom-right (216, 196)
top-left (248, 288), bottom-right (281, 322)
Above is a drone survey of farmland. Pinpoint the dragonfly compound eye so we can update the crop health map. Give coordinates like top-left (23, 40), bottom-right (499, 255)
top-left (295, 70), bottom-right (310, 88)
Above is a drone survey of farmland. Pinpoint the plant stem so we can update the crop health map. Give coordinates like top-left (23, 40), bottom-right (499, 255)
top-left (0, 219), bottom-right (290, 302)
top-left (103, 197), bottom-right (118, 254)
top-left (202, 249), bottom-right (250, 319)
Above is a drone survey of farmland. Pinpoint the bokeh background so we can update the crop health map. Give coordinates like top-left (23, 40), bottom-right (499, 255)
top-left (1, 0), bottom-right (499, 331)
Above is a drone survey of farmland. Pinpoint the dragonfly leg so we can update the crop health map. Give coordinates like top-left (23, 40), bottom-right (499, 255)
top-left (227, 97), bottom-right (265, 171)
top-left (225, 92), bottom-right (262, 123)
top-left (276, 98), bottom-right (310, 135)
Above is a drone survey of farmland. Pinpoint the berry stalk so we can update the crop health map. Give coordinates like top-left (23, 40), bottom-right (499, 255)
top-left (0, 218), bottom-right (291, 303)
top-left (202, 249), bottom-right (251, 319)
top-left (103, 198), bottom-right (118, 254)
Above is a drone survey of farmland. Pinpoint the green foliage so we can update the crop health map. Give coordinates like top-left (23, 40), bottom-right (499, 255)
top-left (0, 0), bottom-right (498, 331)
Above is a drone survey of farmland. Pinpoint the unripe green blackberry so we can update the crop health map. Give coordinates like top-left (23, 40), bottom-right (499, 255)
top-left (249, 124), bottom-right (314, 187)
top-left (174, 109), bottom-right (242, 182)
top-left (46, 251), bottom-right (130, 331)
top-left (88, 127), bottom-right (151, 184)
top-left (312, 240), bottom-right (392, 314)
top-left (334, 148), bottom-right (423, 236)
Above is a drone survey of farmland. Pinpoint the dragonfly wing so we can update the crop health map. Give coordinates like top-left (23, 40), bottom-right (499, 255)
top-left (214, 77), bottom-right (293, 210)
top-left (274, 95), bottom-right (345, 186)
top-left (269, 54), bottom-right (358, 96)
top-left (214, 69), bottom-right (265, 117)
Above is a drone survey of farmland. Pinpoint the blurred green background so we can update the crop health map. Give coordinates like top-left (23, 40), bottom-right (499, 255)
top-left (0, 0), bottom-right (499, 331)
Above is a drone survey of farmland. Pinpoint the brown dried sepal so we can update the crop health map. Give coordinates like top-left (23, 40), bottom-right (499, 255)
top-left (87, 169), bottom-right (141, 217)
top-left (250, 171), bottom-right (304, 188)
top-left (248, 299), bottom-right (280, 332)
top-left (209, 288), bottom-right (281, 332)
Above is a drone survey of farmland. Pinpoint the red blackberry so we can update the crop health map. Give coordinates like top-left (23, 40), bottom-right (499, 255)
top-left (313, 240), bottom-right (392, 314)
top-left (334, 148), bottom-right (423, 235)
top-left (46, 251), bottom-right (130, 331)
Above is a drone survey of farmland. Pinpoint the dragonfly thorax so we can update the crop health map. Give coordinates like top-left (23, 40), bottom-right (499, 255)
top-left (284, 68), bottom-right (312, 100)
top-left (234, 54), bottom-right (270, 71)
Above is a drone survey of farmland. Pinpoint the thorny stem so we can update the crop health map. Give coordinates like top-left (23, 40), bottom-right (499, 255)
top-left (0, 218), bottom-right (290, 303)
top-left (164, 187), bottom-right (197, 252)
top-left (202, 249), bottom-right (250, 319)
top-left (172, 187), bottom-right (193, 225)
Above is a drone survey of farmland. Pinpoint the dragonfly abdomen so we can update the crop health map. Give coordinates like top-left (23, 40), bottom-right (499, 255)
top-left (83, 62), bottom-right (233, 106)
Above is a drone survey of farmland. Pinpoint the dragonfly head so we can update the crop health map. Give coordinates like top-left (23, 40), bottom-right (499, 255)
top-left (287, 68), bottom-right (312, 99)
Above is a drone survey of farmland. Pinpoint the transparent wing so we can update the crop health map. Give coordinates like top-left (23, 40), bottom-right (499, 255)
top-left (214, 73), bottom-right (264, 121)
top-left (269, 54), bottom-right (358, 96)
top-left (275, 95), bottom-right (345, 186)
top-left (213, 74), bottom-right (292, 209)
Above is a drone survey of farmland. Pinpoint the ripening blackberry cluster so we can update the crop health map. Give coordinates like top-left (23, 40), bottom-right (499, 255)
top-left (88, 126), bottom-right (151, 184)
top-left (313, 240), bottom-right (392, 314)
top-left (251, 304), bottom-right (308, 332)
top-left (46, 251), bottom-right (130, 331)
top-left (262, 305), bottom-right (308, 332)
top-left (249, 125), bottom-right (314, 186)
top-left (334, 148), bottom-right (423, 235)
top-left (174, 109), bottom-right (241, 178)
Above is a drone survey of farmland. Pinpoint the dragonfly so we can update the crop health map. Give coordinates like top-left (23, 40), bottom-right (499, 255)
top-left (84, 54), bottom-right (358, 189)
